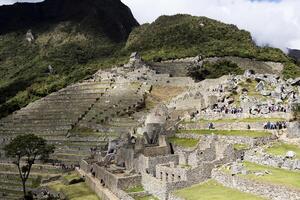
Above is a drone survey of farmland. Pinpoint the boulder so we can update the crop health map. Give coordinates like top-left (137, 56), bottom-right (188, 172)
top-left (231, 162), bottom-right (247, 175)
top-left (287, 122), bottom-right (300, 138)
top-left (261, 90), bottom-right (271, 96)
top-left (25, 29), bottom-right (34, 43)
top-left (291, 77), bottom-right (300, 86)
top-left (244, 69), bottom-right (255, 78)
top-left (256, 81), bottom-right (265, 92)
top-left (274, 85), bottom-right (284, 94)
top-left (286, 151), bottom-right (296, 159)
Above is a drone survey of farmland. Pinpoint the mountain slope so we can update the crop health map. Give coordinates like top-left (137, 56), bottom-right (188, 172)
top-left (125, 14), bottom-right (300, 79)
top-left (289, 49), bottom-right (300, 62)
top-left (1, 8), bottom-right (299, 118)
top-left (0, 0), bottom-right (138, 118)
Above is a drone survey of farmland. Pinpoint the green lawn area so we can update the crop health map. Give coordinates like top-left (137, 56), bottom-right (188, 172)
top-left (265, 142), bottom-right (300, 159)
top-left (174, 180), bottom-right (265, 200)
top-left (63, 172), bottom-right (81, 183)
top-left (49, 182), bottom-right (100, 200)
top-left (134, 195), bottom-right (159, 200)
top-left (125, 185), bottom-right (144, 193)
top-left (234, 144), bottom-right (250, 151)
top-left (178, 130), bottom-right (272, 138)
top-left (242, 162), bottom-right (300, 189)
top-left (197, 118), bottom-right (285, 123)
top-left (168, 137), bottom-right (199, 148)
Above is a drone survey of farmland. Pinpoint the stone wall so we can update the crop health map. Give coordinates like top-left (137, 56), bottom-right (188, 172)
top-left (93, 163), bottom-right (142, 191)
top-left (78, 169), bottom-right (119, 200)
top-left (212, 169), bottom-right (300, 200)
top-left (142, 161), bottom-right (213, 200)
top-left (136, 154), bottom-right (179, 176)
top-left (143, 146), bottom-right (170, 157)
top-left (80, 159), bottom-right (92, 173)
top-left (287, 121), bottom-right (300, 138)
top-left (244, 150), bottom-right (300, 170)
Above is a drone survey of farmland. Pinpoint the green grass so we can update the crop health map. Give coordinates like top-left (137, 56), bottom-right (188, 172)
top-left (188, 60), bottom-right (243, 81)
top-left (178, 129), bottom-right (272, 138)
top-left (134, 195), bottom-right (159, 200)
top-left (125, 185), bottom-right (144, 193)
top-left (63, 172), bottom-right (81, 183)
top-left (234, 144), bottom-right (249, 151)
top-left (49, 182), bottom-right (100, 200)
top-left (168, 137), bottom-right (199, 148)
top-left (174, 180), bottom-right (265, 200)
top-left (182, 117), bottom-right (285, 124)
top-left (266, 142), bottom-right (300, 159)
top-left (242, 162), bottom-right (300, 189)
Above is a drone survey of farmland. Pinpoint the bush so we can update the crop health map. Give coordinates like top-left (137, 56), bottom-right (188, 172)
top-left (188, 60), bottom-right (243, 81)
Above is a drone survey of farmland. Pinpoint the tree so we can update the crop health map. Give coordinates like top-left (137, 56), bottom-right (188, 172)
top-left (4, 134), bottom-right (55, 199)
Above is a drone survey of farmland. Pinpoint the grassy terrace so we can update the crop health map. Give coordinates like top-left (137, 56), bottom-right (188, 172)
top-left (49, 172), bottom-right (99, 200)
top-left (125, 185), bottom-right (144, 193)
top-left (178, 130), bottom-right (272, 138)
top-left (174, 180), bottom-right (265, 200)
top-left (134, 195), bottom-right (159, 200)
top-left (234, 144), bottom-right (250, 151)
top-left (183, 118), bottom-right (285, 124)
top-left (240, 162), bottom-right (300, 189)
top-left (266, 142), bottom-right (300, 159)
top-left (49, 182), bottom-right (100, 200)
top-left (168, 137), bottom-right (199, 148)
top-left (63, 172), bottom-right (81, 183)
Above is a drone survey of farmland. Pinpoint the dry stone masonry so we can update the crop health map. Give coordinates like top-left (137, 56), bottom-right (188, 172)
top-left (1, 53), bottom-right (300, 199)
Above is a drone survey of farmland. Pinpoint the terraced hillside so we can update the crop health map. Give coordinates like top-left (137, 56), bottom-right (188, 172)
top-left (1, 0), bottom-right (300, 119)
top-left (0, 52), bottom-right (300, 200)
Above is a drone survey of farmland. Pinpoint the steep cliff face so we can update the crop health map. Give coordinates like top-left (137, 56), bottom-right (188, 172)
top-left (0, 0), bottom-right (139, 41)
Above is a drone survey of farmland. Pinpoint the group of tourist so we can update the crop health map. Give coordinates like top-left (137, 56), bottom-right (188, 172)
top-left (249, 104), bottom-right (288, 115)
top-left (210, 105), bottom-right (243, 114)
top-left (264, 121), bottom-right (287, 130)
top-left (51, 162), bottom-right (77, 171)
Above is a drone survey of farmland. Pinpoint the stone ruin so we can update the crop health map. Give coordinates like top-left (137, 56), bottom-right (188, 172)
top-left (1, 53), bottom-right (300, 200)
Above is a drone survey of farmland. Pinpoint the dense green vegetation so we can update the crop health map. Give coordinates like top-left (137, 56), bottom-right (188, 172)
top-left (174, 180), bottom-right (265, 200)
top-left (126, 15), bottom-right (288, 62)
top-left (188, 60), bottom-right (243, 81)
top-left (126, 14), bottom-right (300, 79)
top-left (1, 13), bottom-right (299, 118)
top-left (0, 23), bottom-right (129, 118)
